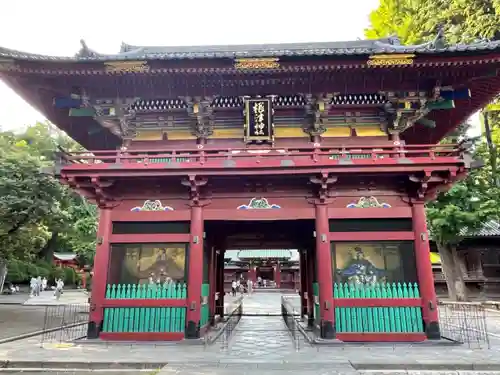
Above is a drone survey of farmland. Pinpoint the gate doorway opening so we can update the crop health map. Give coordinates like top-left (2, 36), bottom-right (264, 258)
top-left (205, 219), bottom-right (313, 318)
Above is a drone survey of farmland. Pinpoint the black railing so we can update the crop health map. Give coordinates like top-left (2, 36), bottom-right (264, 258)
top-left (208, 300), bottom-right (243, 348)
top-left (40, 304), bottom-right (89, 346)
top-left (281, 296), bottom-right (300, 350)
top-left (439, 302), bottom-right (490, 349)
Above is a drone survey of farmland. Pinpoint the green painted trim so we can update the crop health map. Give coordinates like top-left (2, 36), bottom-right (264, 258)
top-left (333, 282), bottom-right (424, 333)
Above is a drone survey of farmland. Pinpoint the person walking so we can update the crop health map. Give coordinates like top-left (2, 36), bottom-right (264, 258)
top-left (54, 278), bottom-right (64, 300)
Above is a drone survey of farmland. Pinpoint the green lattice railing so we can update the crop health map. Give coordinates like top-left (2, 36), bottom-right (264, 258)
top-left (102, 283), bottom-right (187, 334)
top-left (200, 283), bottom-right (210, 327)
top-left (334, 282), bottom-right (424, 333)
top-left (313, 282), bottom-right (319, 321)
top-left (105, 283), bottom-right (186, 299)
top-left (102, 307), bottom-right (186, 333)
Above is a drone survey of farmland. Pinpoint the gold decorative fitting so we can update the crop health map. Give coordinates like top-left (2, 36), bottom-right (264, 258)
top-left (234, 58), bottom-right (280, 70)
top-left (367, 54), bottom-right (415, 66)
top-left (104, 61), bottom-right (149, 74)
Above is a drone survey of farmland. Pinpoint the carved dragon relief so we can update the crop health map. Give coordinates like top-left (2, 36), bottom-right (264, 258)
top-left (302, 94), bottom-right (333, 138)
top-left (185, 96), bottom-right (214, 141)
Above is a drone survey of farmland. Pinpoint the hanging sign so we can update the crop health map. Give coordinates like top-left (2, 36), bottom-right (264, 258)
top-left (244, 98), bottom-right (274, 142)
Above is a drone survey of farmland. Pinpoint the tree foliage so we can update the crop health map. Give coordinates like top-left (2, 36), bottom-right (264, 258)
top-left (0, 122), bottom-right (97, 270)
top-left (366, 0), bottom-right (500, 300)
top-left (366, 0), bottom-right (500, 44)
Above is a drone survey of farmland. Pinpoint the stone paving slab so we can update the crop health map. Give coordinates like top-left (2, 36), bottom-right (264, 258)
top-left (1, 293), bottom-right (500, 373)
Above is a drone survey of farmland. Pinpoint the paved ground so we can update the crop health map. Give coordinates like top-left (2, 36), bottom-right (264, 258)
top-left (0, 305), bottom-right (47, 340)
top-left (0, 292), bottom-right (30, 305)
top-left (2, 293), bottom-right (500, 374)
top-left (23, 290), bottom-right (89, 306)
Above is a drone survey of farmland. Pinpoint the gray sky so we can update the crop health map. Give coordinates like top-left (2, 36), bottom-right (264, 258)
top-left (0, 0), bottom-right (480, 135)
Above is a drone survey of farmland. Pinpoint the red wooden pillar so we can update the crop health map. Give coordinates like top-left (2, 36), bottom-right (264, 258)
top-left (274, 262), bottom-right (281, 288)
top-left (248, 266), bottom-right (257, 283)
top-left (186, 205), bottom-right (204, 339)
top-left (315, 204), bottom-right (334, 339)
top-left (412, 201), bottom-right (440, 339)
top-left (88, 207), bottom-right (112, 339)
top-left (299, 251), bottom-right (308, 317)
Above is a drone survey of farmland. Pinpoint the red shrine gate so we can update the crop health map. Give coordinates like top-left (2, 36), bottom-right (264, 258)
top-left (1, 35), bottom-right (499, 342)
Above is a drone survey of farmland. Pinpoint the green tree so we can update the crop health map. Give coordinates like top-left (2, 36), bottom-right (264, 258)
top-left (366, 0), bottom-right (500, 300)
top-left (0, 122), bottom-right (97, 267)
top-left (365, 0), bottom-right (500, 44)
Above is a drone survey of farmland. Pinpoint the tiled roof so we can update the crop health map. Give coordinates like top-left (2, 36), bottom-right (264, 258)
top-left (1, 37), bottom-right (499, 62)
top-left (53, 252), bottom-right (77, 261)
top-left (237, 250), bottom-right (292, 259)
top-left (224, 250), bottom-right (240, 262)
top-left (460, 220), bottom-right (500, 237)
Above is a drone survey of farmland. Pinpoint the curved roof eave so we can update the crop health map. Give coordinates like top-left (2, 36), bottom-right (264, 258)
top-left (1, 39), bottom-right (499, 62)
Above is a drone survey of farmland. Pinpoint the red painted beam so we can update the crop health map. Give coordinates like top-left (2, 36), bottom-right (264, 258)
top-left (334, 298), bottom-right (422, 307)
top-left (102, 299), bottom-right (187, 308)
top-left (112, 211), bottom-right (190, 222)
top-left (336, 333), bottom-right (426, 342)
top-left (109, 234), bottom-right (190, 243)
top-left (329, 232), bottom-right (415, 241)
top-left (100, 332), bottom-right (184, 341)
top-left (204, 208), bottom-right (315, 221)
top-left (328, 207), bottom-right (412, 219)
top-left (61, 165), bottom-right (463, 178)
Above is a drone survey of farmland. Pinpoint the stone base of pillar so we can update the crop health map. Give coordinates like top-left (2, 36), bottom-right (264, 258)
top-left (87, 321), bottom-right (101, 339)
top-left (185, 320), bottom-right (200, 339)
top-left (320, 320), bottom-right (335, 339)
top-left (425, 321), bottom-right (441, 339)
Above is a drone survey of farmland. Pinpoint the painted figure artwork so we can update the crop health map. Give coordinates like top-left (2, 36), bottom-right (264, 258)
top-left (335, 244), bottom-right (400, 285)
top-left (121, 245), bottom-right (186, 284)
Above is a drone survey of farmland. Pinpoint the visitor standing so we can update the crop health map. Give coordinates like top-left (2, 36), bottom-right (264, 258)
top-left (231, 280), bottom-right (237, 296)
top-left (247, 278), bottom-right (253, 295)
top-left (41, 277), bottom-right (47, 291)
top-left (29, 277), bottom-right (37, 297)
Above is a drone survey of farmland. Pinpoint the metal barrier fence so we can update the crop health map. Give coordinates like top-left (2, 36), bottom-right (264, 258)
top-left (281, 296), bottom-right (300, 350)
top-left (211, 301), bottom-right (243, 349)
top-left (439, 302), bottom-right (490, 349)
top-left (40, 304), bottom-right (89, 346)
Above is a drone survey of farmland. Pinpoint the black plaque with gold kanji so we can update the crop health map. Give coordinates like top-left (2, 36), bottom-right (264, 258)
top-left (244, 98), bottom-right (273, 142)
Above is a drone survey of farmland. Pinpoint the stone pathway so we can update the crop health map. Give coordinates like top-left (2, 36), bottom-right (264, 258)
top-left (215, 293), bottom-right (300, 358)
top-left (2, 293), bottom-right (500, 374)
top-left (23, 290), bottom-right (89, 306)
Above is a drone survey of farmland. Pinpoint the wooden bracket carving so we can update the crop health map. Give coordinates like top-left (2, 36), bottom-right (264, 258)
top-left (186, 96), bottom-right (214, 141)
top-left (303, 94), bottom-right (332, 137)
top-left (309, 172), bottom-right (338, 204)
top-left (382, 91), bottom-right (429, 135)
top-left (181, 175), bottom-right (210, 207)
